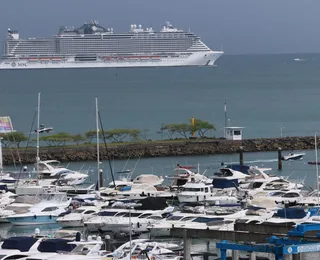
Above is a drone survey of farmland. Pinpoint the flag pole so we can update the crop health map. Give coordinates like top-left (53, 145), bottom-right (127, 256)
top-left (224, 102), bottom-right (227, 138)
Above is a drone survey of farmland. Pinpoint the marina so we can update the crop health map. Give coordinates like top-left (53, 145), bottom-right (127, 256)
top-left (1, 1), bottom-right (320, 258)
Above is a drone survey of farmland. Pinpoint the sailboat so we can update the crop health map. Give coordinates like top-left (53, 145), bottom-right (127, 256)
top-left (0, 137), bottom-right (18, 186)
top-left (16, 93), bottom-right (88, 195)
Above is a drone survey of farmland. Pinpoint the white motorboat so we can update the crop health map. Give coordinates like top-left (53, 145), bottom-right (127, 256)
top-left (100, 182), bottom-right (175, 200)
top-left (56, 206), bottom-right (100, 227)
top-left (177, 180), bottom-right (213, 203)
top-left (1, 237), bottom-right (107, 260)
top-left (157, 215), bottom-right (235, 234)
top-left (84, 207), bottom-right (174, 233)
top-left (6, 193), bottom-right (71, 225)
top-left (282, 152), bottom-right (305, 161)
top-left (0, 195), bottom-right (42, 223)
top-left (167, 165), bottom-right (210, 189)
top-left (205, 189), bottom-right (240, 206)
top-left (239, 167), bottom-right (305, 199)
top-left (150, 209), bottom-right (246, 237)
top-left (106, 239), bottom-right (183, 260)
top-left (212, 167), bottom-right (249, 188)
top-left (99, 174), bottom-right (168, 200)
top-left (235, 208), bottom-right (277, 224)
top-left (35, 160), bottom-right (88, 186)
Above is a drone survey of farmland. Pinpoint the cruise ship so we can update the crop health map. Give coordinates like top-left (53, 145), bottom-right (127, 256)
top-left (0, 21), bottom-right (223, 69)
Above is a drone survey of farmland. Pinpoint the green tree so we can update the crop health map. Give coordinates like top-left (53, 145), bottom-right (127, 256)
top-left (192, 119), bottom-right (216, 138)
top-left (72, 134), bottom-right (86, 146)
top-left (84, 130), bottom-right (97, 143)
top-left (140, 129), bottom-right (151, 141)
top-left (1, 131), bottom-right (27, 148)
top-left (105, 128), bottom-right (141, 143)
top-left (40, 132), bottom-right (73, 146)
top-left (161, 123), bottom-right (191, 139)
top-left (172, 123), bottom-right (191, 139)
top-left (160, 124), bottom-right (177, 139)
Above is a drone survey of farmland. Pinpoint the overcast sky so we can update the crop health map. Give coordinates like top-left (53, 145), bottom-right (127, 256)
top-left (0, 0), bottom-right (319, 55)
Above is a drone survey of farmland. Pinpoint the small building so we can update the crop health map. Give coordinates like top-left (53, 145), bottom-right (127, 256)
top-left (225, 127), bottom-right (244, 141)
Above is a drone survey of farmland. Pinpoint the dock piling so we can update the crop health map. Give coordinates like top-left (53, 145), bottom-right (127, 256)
top-left (99, 169), bottom-right (103, 188)
top-left (292, 254), bottom-right (300, 260)
top-left (278, 147), bottom-right (282, 170)
top-left (239, 146), bottom-right (244, 166)
top-left (183, 229), bottom-right (191, 260)
top-left (249, 252), bottom-right (256, 260)
top-left (232, 250), bottom-right (239, 260)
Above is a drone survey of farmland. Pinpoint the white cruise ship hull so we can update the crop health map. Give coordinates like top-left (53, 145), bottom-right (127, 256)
top-left (0, 51), bottom-right (223, 70)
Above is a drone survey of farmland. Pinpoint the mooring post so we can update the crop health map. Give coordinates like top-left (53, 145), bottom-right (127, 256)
top-left (183, 228), bottom-right (191, 260)
top-left (249, 252), bottom-right (256, 260)
top-left (239, 146), bottom-right (244, 166)
top-left (292, 254), bottom-right (301, 260)
top-left (99, 169), bottom-right (103, 188)
top-left (278, 147), bottom-right (282, 170)
top-left (232, 250), bottom-right (239, 260)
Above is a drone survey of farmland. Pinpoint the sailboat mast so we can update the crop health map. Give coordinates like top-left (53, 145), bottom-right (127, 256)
top-left (36, 93), bottom-right (41, 176)
top-left (315, 133), bottom-right (319, 206)
top-left (96, 97), bottom-right (100, 190)
top-left (0, 137), bottom-right (3, 173)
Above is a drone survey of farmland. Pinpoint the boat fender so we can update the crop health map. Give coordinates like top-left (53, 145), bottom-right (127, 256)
top-left (151, 257), bottom-right (155, 260)
top-left (137, 222), bottom-right (140, 228)
top-left (49, 215), bottom-right (52, 219)
top-left (34, 215), bottom-right (37, 219)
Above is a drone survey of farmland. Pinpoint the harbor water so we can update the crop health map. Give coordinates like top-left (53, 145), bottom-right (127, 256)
top-left (0, 53), bottom-right (320, 139)
top-left (1, 54), bottom-right (320, 258)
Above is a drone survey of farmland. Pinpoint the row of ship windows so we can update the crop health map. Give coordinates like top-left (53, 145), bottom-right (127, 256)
top-left (7, 38), bottom-right (197, 46)
top-left (8, 43), bottom-right (198, 48)
top-left (10, 46), bottom-right (202, 51)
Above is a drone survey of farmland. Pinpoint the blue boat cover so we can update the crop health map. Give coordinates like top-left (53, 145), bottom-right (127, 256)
top-left (1, 236), bottom-right (38, 252)
top-left (0, 185), bottom-right (8, 192)
top-left (276, 208), bottom-right (306, 219)
top-left (225, 164), bottom-right (250, 174)
top-left (212, 178), bottom-right (239, 188)
top-left (121, 186), bottom-right (131, 191)
top-left (37, 239), bottom-right (75, 252)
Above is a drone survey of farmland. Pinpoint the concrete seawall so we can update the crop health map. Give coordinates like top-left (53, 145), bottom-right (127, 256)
top-left (2, 136), bottom-right (316, 165)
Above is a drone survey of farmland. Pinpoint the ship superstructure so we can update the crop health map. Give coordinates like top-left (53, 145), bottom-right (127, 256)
top-left (1, 21), bottom-right (223, 69)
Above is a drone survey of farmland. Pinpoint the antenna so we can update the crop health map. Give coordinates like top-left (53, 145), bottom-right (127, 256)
top-left (315, 133), bottom-right (319, 207)
top-left (36, 93), bottom-right (41, 179)
top-left (95, 97), bottom-right (100, 190)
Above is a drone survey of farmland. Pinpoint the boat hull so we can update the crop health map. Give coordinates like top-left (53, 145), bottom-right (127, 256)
top-left (0, 51), bottom-right (223, 70)
top-left (7, 215), bottom-right (58, 225)
top-left (57, 220), bottom-right (83, 227)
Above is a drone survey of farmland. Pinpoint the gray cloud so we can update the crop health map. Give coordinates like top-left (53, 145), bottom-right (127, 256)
top-left (0, 0), bottom-right (319, 54)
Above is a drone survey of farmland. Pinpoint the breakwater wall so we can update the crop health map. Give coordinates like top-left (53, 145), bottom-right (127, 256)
top-left (2, 136), bottom-right (317, 165)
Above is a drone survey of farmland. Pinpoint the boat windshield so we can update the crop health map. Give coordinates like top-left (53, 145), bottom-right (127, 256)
top-left (71, 244), bottom-right (99, 255)
top-left (192, 217), bottom-right (224, 223)
top-left (167, 216), bottom-right (183, 221)
top-left (41, 206), bottom-right (59, 212)
top-left (121, 213), bottom-right (142, 217)
top-left (74, 209), bottom-right (86, 214)
top-left (98, 211), bottom-right (118, 216)
top-left (183, 188), bottom-right (201, 192)
top-left (181, 216), bottom-right (196, 221)
top-left (47, 161), bottom-right (61, 168)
